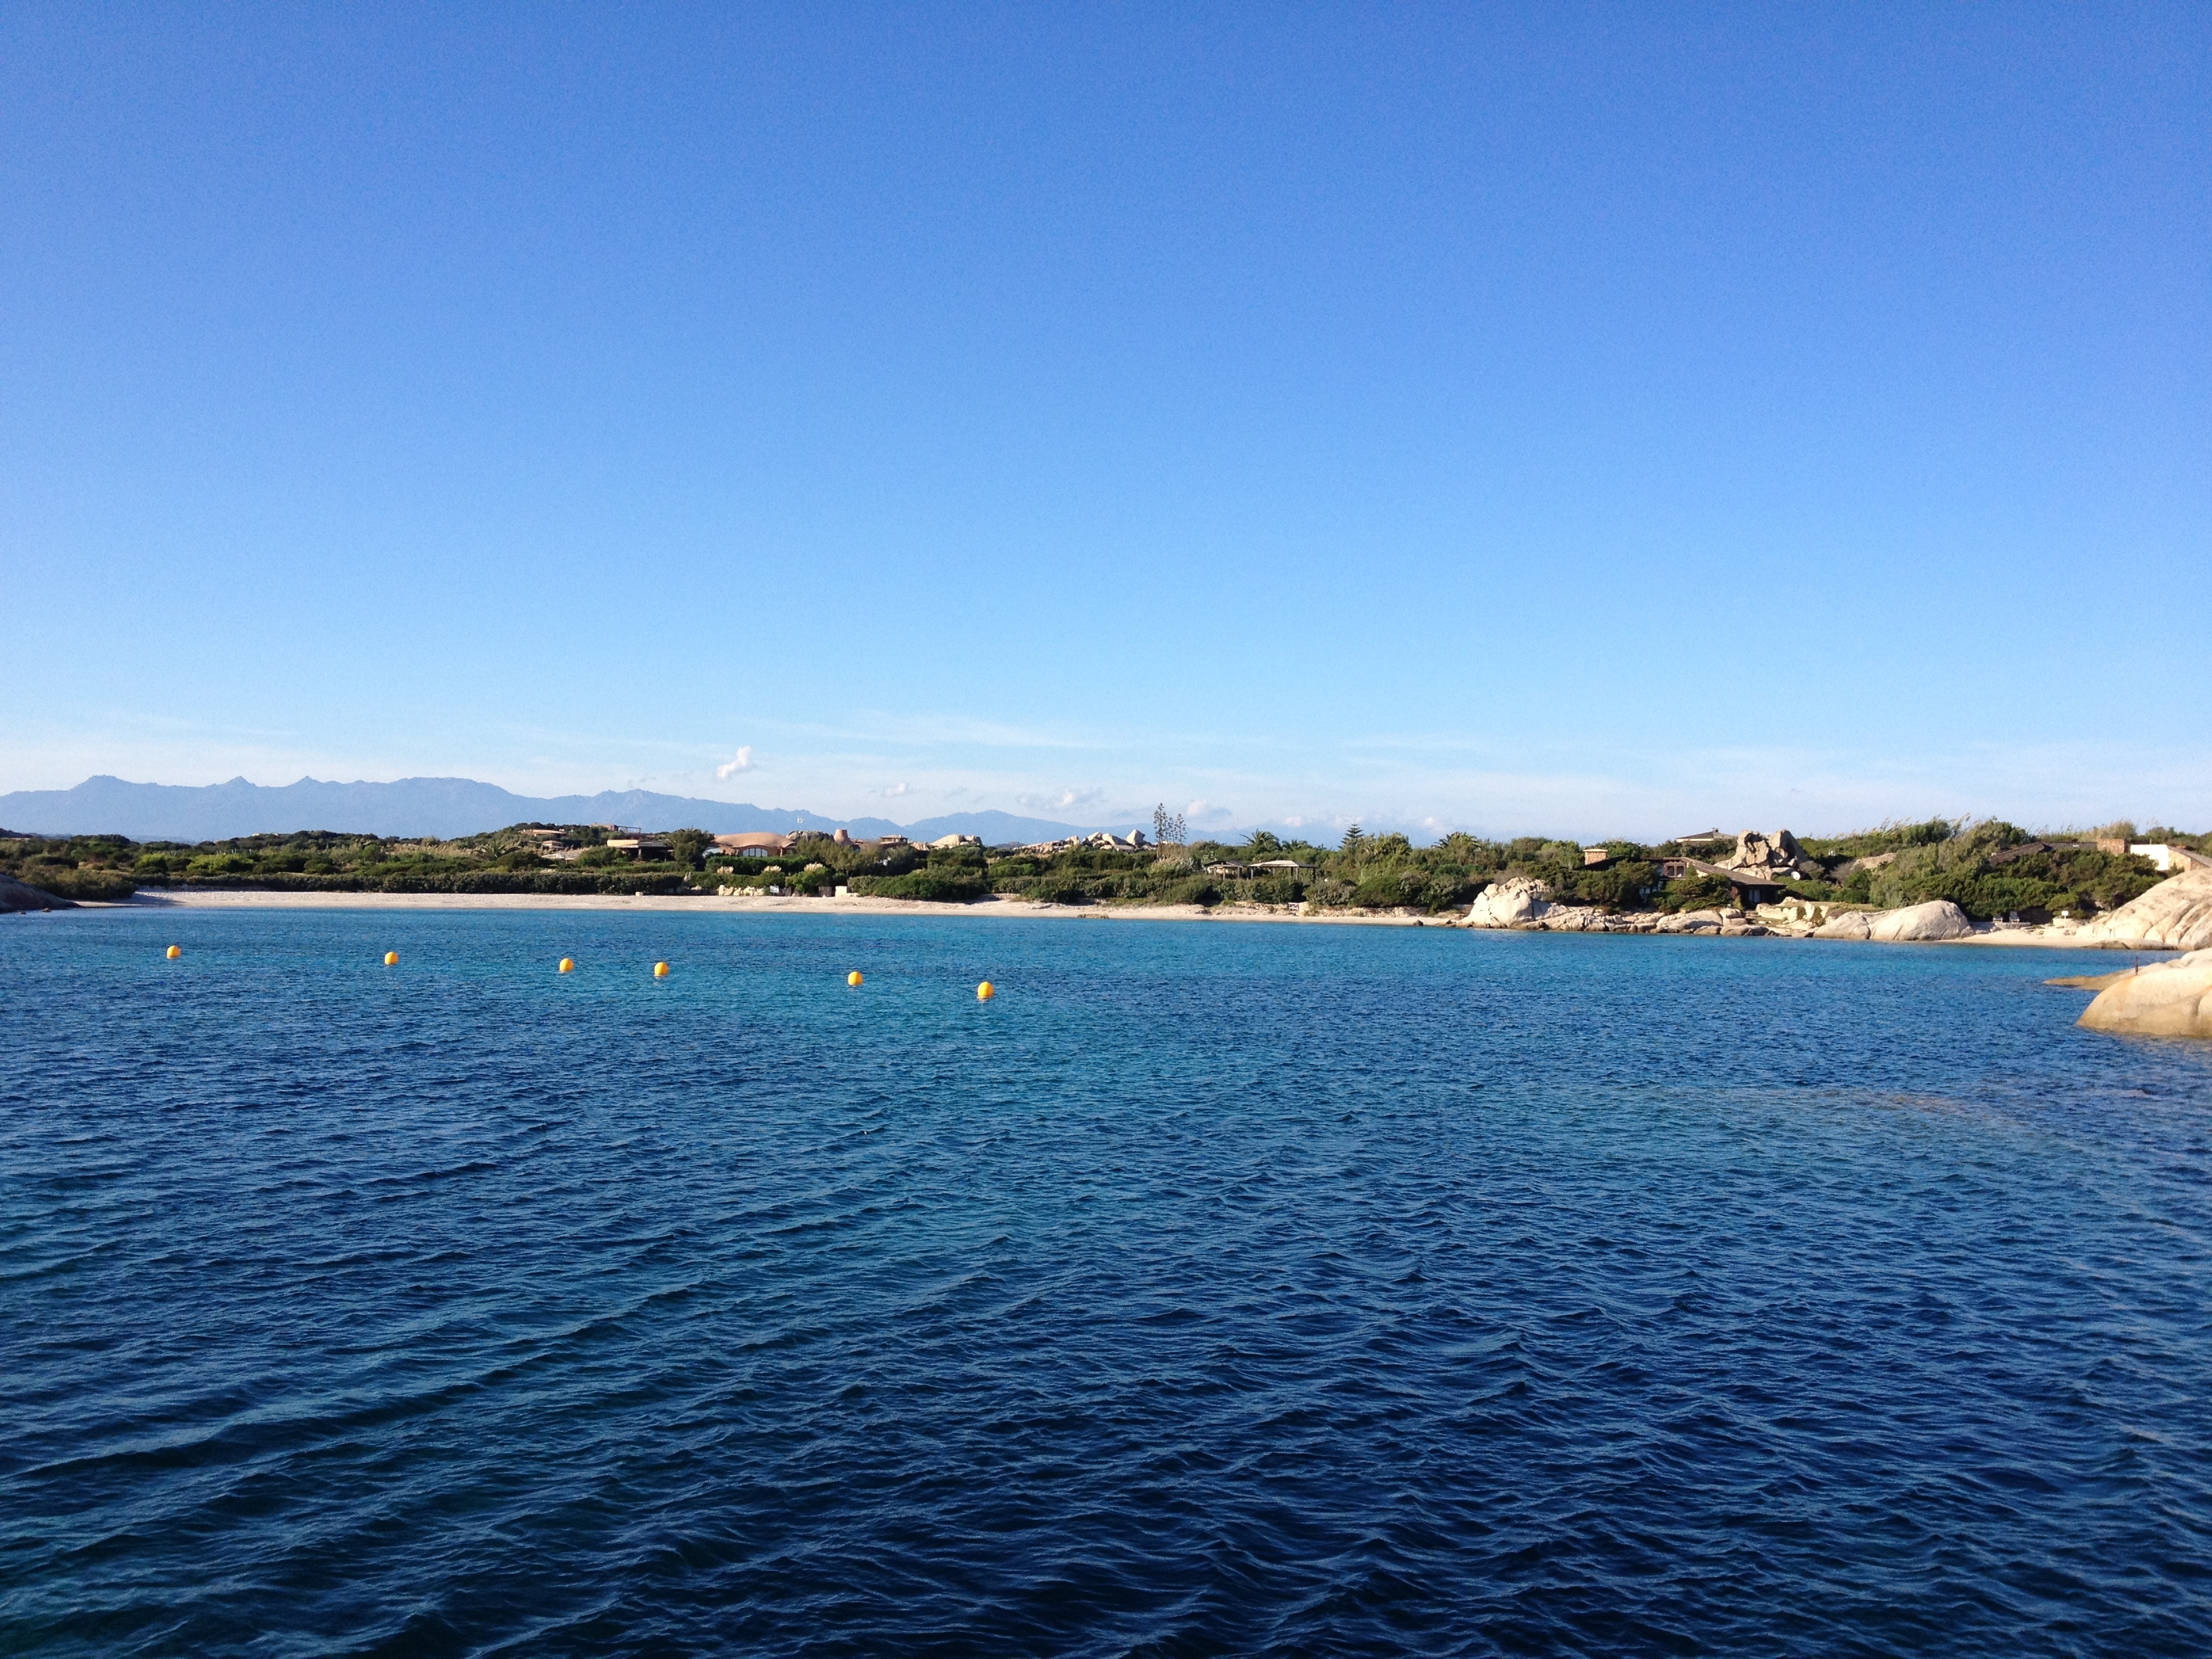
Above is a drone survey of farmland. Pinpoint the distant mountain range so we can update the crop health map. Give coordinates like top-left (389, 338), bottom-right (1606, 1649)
top-left (0, 775), bottom-right (1116, 846)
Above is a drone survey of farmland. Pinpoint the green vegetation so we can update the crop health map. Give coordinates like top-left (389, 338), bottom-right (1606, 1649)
top-left (975, 819), bottom-right (2200, 920)
top-left (1793, 819), bottom-right (1955, 860)
top-left (1853, 823), bottom-right (2169, 922)
top-left (2, 817), bottom-right (2203, 920)
top-left (984, 830), bottom-right (1617, 915)
top-left (0, 833), bottom-right (142, 901)
top-left (0, 823), bottom-right (710, 899)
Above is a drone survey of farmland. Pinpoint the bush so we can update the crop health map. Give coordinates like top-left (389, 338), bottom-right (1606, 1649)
top-left (16, 865), bottom-right (138, 901)
top-left (1558, 860), bottom-right (1654, 911)
top-left (1352, 870), bottom-right (1413, 908)
top-left (1866, 827), bottom-right (2162, 920)
top-left (1158, 876), bottom-right (1221, 907)
top-left (1658, 874), bottom-right (1732, 914)
top-left (1799, 819), bottom-right (1957, 859)
top-left (854, 870), bottom-right (989, 903)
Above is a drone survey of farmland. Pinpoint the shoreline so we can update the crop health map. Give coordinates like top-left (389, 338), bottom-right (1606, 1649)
top-left (92, 890), bottom-right (1433, 925)
top-left (40, 889), bottom-right (2177, 949)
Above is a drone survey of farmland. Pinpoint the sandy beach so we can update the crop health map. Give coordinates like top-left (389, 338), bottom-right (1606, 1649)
top-left (117, 889), bottom-right (1439, 926)
top-left (82, 888), bottom-right (2168, 947)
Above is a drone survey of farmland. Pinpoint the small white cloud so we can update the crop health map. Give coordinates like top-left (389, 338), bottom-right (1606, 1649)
top-left (715, 746), bottom-right (756, 780)
top-left (1018, 785), bottom-right (1105, 813)
top-left (1186, 800), bottom-right (1233, 823)
top-left (880, 782), bottom-right (911, 798)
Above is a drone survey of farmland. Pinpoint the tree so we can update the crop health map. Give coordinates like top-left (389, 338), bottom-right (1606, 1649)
top-left (665, 828), bottom-right (712, 870)
top-left (1341, 823), bottom-right (1364, 853)
top-left (1153, 804), bottom-right (1186, 847)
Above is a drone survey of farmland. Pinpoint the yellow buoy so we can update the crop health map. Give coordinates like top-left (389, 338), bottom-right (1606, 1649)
top-left (383, 951), bottom-right (398, 966)
top-left (653, 961), bottom-right (670, 978)
top-left (847, 970), bottom-right (863, 987)
top-left (165, 945), bottom-right (181, 960)
top-left (558, 958), bottom-right (575, 974)
top-left (976, 980), bottom-right (996, 1001)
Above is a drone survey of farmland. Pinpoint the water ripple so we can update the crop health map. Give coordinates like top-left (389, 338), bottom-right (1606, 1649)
top-left (3, 911), bottom-right (2209, 1656)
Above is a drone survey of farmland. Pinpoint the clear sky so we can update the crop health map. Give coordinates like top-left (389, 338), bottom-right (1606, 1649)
top-left (3, 4), bottom-right (2206, 840)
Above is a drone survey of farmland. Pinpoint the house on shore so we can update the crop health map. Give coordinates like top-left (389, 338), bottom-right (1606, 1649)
top-left (2129, 842), bottom-right (2212, 874)
top-left (1678, 858), bottom-right (1786, 907)
top-left (1204, 858), bottom-right (1305, 880)
top-left (714, 832), bottom-right (793, 856)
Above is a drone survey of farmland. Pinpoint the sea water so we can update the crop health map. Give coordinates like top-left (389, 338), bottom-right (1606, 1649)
top-left (3, 907), bottom-right (2209, 1657)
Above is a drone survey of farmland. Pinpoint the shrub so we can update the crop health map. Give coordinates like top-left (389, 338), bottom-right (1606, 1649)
top-left (1559, 860), bottom-right (1654, 911)
top-left (1865, 827), bottom-right (2162, 920)
top-left (17, 866), bottom-right (138, 901)
top-left (1352, 870), bottom-right (1414, 908)
top-left (1159, 876), bottom-right (1221, 906)
top-left (854, 870), bottom-right (989, 903)
top-left (1799, 818), bottom-right (1957, 859)
top-left (1658, 874), bottom-right (1732, 914)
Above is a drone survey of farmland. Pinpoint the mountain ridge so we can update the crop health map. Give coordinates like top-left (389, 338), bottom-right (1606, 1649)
top-left (0, 775), bottom-right (1113, 846)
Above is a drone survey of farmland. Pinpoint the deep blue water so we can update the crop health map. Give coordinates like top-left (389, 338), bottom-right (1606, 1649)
top-left (4, 907), bottom-right (2210, 1658)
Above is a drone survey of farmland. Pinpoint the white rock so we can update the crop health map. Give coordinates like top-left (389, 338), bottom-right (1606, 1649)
top-left (2079, 947), bottom-right (2212, 1039)
top-left (1812, 899), bottom-right (1974, 942)
top-left (2078, 867), bottom-right (2212, 952)
top-left (1465, 876), bottom-right (1551, 928)
top-left (1536, 906), bottom-right (1609, 931)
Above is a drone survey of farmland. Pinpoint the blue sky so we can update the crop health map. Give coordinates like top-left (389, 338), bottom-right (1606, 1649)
top-left (3, 4), bottom-right (2205, 839)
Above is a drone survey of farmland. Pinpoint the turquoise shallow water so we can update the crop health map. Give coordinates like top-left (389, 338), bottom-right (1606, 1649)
top-left (3, 907), bottom-right (2210, 1656)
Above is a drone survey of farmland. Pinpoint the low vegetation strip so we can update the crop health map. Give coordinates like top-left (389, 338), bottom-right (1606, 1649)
top-left (0, 817), bottom-right (2201, 922)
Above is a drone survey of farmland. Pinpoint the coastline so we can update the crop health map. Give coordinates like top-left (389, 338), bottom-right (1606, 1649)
top-left (106, 890), bottom-right (1435, 925)
top-left (62, 888), bottom-right (2175, 948)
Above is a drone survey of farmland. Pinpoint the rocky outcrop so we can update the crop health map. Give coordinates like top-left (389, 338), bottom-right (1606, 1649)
top-left (1534, 906), bottom-right (1610, 932)
top-left (2076, 867), bottom-right (2212, 952)
top-left (1458, 891), bottom-right (1790, 937)
top-left (1809, 909), bottom-right (1877, 939)
top-left (1465, 877), bottom-right (1551, 928)
top-left (1811, 899), bottom-right (1975, 943)
top-left (1722, 829), bottom-right (1824, 880)
top-left (0, 873), bottom-right (75, 912)
top-left (2077, 949), bottom-right (2212, 1040)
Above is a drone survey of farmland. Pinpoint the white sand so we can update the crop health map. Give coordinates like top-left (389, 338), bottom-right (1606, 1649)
top-left (91, 891), bottom-right (2167, 947)
top-left (120, 890), bottom-right (1435, 926)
